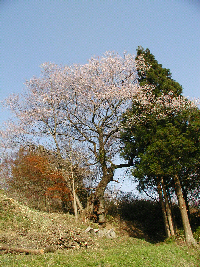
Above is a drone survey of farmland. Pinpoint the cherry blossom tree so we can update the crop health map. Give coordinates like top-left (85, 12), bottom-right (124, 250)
top-left (2, 52), bottom-right (139, 221)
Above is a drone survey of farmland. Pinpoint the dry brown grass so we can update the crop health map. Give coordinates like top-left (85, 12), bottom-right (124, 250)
top-left (0, 190), bottom-right (97, 252)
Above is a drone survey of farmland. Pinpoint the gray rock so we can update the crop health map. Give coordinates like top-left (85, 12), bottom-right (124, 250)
top-left (97, 229), bottom-right (107, 237)
top-left (85, 226), bottom-right (92, 233)
top-left (105, 229), bottom-right (117, 238)
top-left (85, 227), bottom-right (95, 235)
top-left (85, 227), bottom-right (117, 238)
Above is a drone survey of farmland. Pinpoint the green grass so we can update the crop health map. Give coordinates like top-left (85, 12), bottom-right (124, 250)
top-left (0, 190), bottom-right (199, 266)
top-left (0, 238), bottom-right (199, 267)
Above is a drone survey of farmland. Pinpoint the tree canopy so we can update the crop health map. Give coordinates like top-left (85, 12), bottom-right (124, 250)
top-left (1, 50), bottom-right (198, 229)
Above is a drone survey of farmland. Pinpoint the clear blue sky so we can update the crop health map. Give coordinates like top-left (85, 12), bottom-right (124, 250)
top-left (1, 0), bottom-right (200, 194)
top-left (1, 0), bottom-right (200, 120)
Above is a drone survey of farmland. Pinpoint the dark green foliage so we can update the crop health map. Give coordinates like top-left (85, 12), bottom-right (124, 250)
top-left (122, 106), bottom-right (200, 195)
top-left (121, 46), bottom-right (200, 196)
top-left (136, 46), bottom-right (183, 97)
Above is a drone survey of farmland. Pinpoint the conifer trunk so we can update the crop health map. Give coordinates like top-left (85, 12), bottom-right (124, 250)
top-left (174, 175), bottom-right (197, 246)
top-left (182, 187), bottom-right (191, 220)
top-left (161, 177), bottom-right (175, 236)
top-left (157, 181), bottom-right (171, 238)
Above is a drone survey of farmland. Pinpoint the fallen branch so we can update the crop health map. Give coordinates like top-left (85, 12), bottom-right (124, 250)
top-left (0, 244), bottom-right (44, 255)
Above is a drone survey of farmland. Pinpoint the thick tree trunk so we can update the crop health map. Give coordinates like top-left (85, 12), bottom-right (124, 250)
top-left (87, 162), bottom-right (114, 224)
top-left (161, 178), bottom-right (175, 236)
top-left (174, 175), bottom-right (197, 246)
top-left (95, 169), bottom-right (114, 199)
top-left (87, 130), bottom-right (134, 224)
top-left (157, 181), bottom-right (171, 238)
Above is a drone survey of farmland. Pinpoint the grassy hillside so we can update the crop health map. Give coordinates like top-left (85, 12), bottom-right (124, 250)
top-left (0, 190), bottom-right (97, 251)
top-left (0, 190), bottom-right (199, 266)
